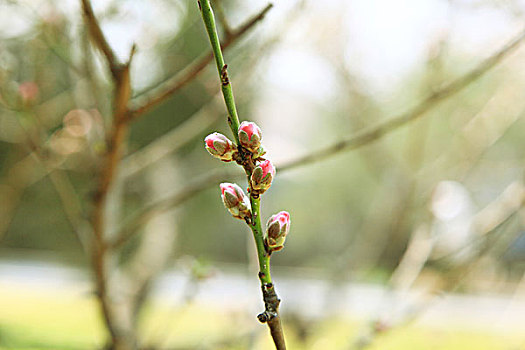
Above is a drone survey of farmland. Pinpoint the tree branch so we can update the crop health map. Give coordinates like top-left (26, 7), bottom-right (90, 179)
top-left (278, 27), bottom-right (525, 172)
top-left (199, 0), bottom-right (286, 347)
top-left (112, 27), bottom-right (525, 248)
top-left (81, 0), bottom-right (120, 77)
top-left (128, 3), bottom-right (273, 120)
top-left (122, 94), bottom-right (223, 178)
top-left (81, 0), bottom-right (136, 347)
top-left (351, 183), bottom-right (523, 349)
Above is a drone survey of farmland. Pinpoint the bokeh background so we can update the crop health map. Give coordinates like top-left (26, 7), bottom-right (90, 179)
top-left (1, 0), bottom-right (525, 349)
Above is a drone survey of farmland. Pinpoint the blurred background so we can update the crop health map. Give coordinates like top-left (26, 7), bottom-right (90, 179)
top-left (1, 0), bottom-right (525, 349)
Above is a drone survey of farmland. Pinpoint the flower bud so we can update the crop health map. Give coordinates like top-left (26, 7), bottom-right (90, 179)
top-left (250, 159), bottom-right (275, 192)
top-left (265, 211), bottom-right (291, 251)
top-left (205, 133), bottom-right (236, 162)
top-left (220, 183), bottom-right (251, 220)
top-left (238, 121), bottom-right (262, 152)
top-left (18, 81), bottom-right (39, 105)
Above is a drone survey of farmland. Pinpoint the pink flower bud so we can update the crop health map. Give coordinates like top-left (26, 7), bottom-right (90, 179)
top-left (238, 121), bottom-right (262, 152)
top-left (18, 81), bottom-right (39, 104)
top-left (205, 132), bottom-right (236, 162)
top-left (220, 183), bottom-right (251, 220)
top-left (250, 159), bottom-right (275, 193)
top-left (265, 211), bottom-right (291, 251)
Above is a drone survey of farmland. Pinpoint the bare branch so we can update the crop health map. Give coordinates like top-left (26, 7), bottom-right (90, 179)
top-left (351, 181), bottom-right (524, 349)
top-left (473, 182), bottom-right (525, 234)
top-left (128, 3), bottom-right (273, 119)
top-left (123, 20), bottom-right (280, 178)
top-left (80, 0), bottom-right (120, 75)
top-left (81, 0), bottom-right (135, 346)
top-left (122, 94), bottom-right (223, 178)
top-left (278, 28), bottom-right (525, 172)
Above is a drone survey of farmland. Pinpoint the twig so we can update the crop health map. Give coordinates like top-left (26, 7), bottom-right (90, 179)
top-left (128, 3), bottom-right (273, 119)
top-left (278, 27), bottom-right (525, 172)
top-left (81, 0), bottom-right (119, 77)
top-left (351, 181), bottom-right (524, 349)
top-left (431, 182), bottom-right (524, 264)
top-left (122, 94), bottom-right (223, 178)
top-left (199, 0), bottom-right (241, 138)
top-left (81, 0), bottom-right (136, 347)
top-left (123, 19), bottom-right (284, 180)
top-left (198, 0), bottom-right (286, 348)
top-left (115, 34), bottom-right (282, 244)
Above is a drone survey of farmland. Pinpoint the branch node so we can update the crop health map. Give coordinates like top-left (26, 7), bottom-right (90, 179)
top-left (220, 64), bottom-right (230, 86)
top-left (257, 283), bottom-right (280, 323)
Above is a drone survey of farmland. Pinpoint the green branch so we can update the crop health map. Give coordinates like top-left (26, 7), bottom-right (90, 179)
top-left (198, 1), bottom-right (286, 349)
top-left (199, 0), bottom-right (241, 143)
top-left (250, 196), bottom-right (272, 284)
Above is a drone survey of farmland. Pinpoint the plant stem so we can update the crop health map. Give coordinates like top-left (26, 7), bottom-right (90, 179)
top-left (129, 3), bottom-right (272, 120)
top-left (198, 1), bottom-right (286, 348)
top-left (250, 196), bottom-right (286, 350)
top-left (249, 196), bottom-right (271, 284)
top-left (198, 0), bottom-right (240, 142)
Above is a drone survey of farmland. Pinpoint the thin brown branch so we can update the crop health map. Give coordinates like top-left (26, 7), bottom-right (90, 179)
top-left (123, 21), bottom-right (279, 178)
top-left (81, 0), bottom-right (120, 76)
top-left (268, 317), bottom-right (286, 350)
top-left (278, 27), bottom-right (525, 172)
top-left (122, 94), bottom-right (223, 178)
top-left (128, 3), bottom-right (273, 119)
top-left (258, 283), bottom-right (286, 349)
top-left (81, 0), bottom-right (135, 347)
top-left (90, 64), bottom-right (132, 350)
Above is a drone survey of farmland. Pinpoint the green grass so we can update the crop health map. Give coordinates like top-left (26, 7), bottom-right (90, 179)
top-left (0, 283), bottom-right (523, 349)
